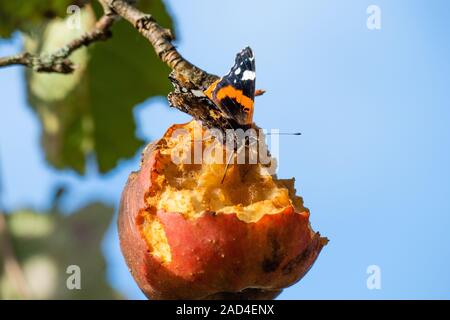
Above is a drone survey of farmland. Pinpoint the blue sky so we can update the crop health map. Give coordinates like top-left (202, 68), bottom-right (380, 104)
top-left (1, 0), bottom-right (450, 299)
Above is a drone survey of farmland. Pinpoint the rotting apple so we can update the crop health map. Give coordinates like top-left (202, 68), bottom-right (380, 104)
top-left (119, 121), bottom-right (327, 299)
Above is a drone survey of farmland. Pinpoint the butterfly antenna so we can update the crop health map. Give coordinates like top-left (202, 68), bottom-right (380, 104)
top-left (265, 132), bottom-right (302, 135)
top-left (221, 151), bottom-right (234, 184)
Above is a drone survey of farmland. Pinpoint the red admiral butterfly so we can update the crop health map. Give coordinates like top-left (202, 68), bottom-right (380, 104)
top-left (168, 47), bottom-right (256, 135)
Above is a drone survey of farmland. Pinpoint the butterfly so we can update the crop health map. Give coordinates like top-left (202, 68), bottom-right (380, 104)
top-left (168, 47), bottom-right (257, 136)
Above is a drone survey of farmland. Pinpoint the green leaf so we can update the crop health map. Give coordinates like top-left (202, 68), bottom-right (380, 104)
top-left (24, 8), bottom-right (95, 173)
top-left (137, 0), bottom-right (174, 29)
top-left (25, 1), bottom-right (174, 173)
top-left (0, 203), bottom-right (120, 299)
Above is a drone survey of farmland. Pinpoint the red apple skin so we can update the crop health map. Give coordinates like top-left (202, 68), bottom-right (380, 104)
top-left (119, 140), bottom-right (327, 300)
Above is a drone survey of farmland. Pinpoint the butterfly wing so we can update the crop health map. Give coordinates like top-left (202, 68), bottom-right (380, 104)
top-left (205, 47), bottom-right (256, 126)
top-left (168, 75), bottom-right (240, 132)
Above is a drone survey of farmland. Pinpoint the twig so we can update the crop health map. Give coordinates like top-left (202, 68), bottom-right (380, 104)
top-left (99, 0), bottom-right (218, 89)
top-left (0, 14), bottom-right (115, 74)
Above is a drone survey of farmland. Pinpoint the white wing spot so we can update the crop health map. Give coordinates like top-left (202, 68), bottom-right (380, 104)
top-left (234, 67), bottom-right (241, 75)
top-left (192, 90), bottom-right (206, 97)
top-left (241, 70), bottom-right (256, 81)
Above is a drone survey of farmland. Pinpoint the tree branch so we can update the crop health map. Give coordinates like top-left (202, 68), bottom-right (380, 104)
top-left (0, 0), bottom-right (218, 88)
top-left (0, 14), bottom-right (115, 74)
top-left (99, 0), bottom-right (218, 89)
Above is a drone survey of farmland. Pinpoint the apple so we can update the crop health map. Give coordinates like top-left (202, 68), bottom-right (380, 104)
top-left (119, 121), bottom-right (327, 299)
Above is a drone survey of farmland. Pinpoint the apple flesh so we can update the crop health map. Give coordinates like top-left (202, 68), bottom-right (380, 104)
top-left (119, 121), bottom-right (327, 299)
